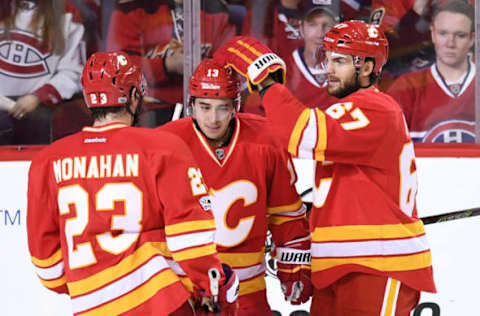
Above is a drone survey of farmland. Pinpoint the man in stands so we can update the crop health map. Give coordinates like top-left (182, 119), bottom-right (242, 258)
top-left (387, 0), bottom-right (475, 143)
top-left (27, 51), bottom-right (238, 316)
top-left (214, 20), bottom-right (436, 315)
top-left (161, 58), bottom-right (311, 315)
top-left (244, 0), bottom-right (340, 114)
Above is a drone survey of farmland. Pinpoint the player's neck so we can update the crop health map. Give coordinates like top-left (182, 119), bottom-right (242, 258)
top-left (93, 113), bottom-right (133, 127)
top-left (206, 120), bottom-right (235, 148)
top-left (436, 58), bottom-right (469, 82)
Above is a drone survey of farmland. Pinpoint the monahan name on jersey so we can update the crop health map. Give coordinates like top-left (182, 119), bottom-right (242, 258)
top-left (52, 153), bottom-right (139, 184)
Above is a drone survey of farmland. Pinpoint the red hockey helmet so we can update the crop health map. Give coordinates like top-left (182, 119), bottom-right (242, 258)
top-left (323, 20), bottom-right (389, 75)
top-left (81, 51), bottom-right (145, 108)
top-left (189, 58), bottom-right (240, 109)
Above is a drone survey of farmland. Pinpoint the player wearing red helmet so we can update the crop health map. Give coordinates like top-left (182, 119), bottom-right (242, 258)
top-left (214, 21), bottom-right (436, 315)
top-left (27, 51), bottom-right (239, 316)
top-left (161, 58), bottom-right (311, 315)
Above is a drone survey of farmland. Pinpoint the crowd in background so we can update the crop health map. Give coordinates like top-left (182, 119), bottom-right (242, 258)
top-left (0, 0), bottom-right (476, 145)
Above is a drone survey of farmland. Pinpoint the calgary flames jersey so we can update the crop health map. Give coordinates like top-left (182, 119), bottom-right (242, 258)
top-left (262, 84), bottom-right (436, 293)
top-left (387, 61), bottom-right (476, 143)
top-left (107, 2), bottom-right (235, 107)
top-left (160, 113), bottom-right (309, 309)
top-left (27, 123), bottom-right (224, 316)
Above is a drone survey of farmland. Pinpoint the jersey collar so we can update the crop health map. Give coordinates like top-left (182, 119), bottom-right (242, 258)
top-left (192, 116), bottom-right (240, 167)
top-left (82, 122), bottom-right (129, 133)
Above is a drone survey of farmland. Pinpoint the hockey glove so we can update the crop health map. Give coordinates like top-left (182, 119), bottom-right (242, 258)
top-left (195, 264), bottom-right (240, 316)
top-left (276, 237), bottom-right (312, 305)
top-left (213, 36), bottom-right (286, 92)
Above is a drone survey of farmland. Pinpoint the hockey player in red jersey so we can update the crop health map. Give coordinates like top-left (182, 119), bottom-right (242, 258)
top-left (160, 58), bottom-right (311, 315)
top-left (213, 21), bottom-right (436, 315)
top-left (106, 0), bottom-right (235, 127)
top-left (27, 51), bottom-right (239, 316)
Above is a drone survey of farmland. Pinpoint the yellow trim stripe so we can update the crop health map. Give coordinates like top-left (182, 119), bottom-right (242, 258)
top-left (268, 214), bottom-right (306, 225)
top-left (312, 251), bottom-right (432, 272)
top-left (172, 244), bottom-right (217, 262)
top-left (277, 265), bottom-right (311, 274)
top-left (218, 249), bottom-right (265, 268)
top-left (288, 109), bottom-right (311, 157)
top-left (239, 274), bottom-right (266, 296)
top-left (237, 40), bottom-right (262, 56)
top-left (82, 123), bottom-right (128, 133)
top-left (31, 248), bottom-right (63, 268)
top-left (165, 219), bottom-right (216, 236)
top-left (313, 108), bottom-right (327, 161)
top-left (384, 279), bottom-right (399, 316)
top-left (77, 269), bottom-right (179, 316)
top-left (267, 199), bottom-right (303, 214)
top-left (40, 275), bottom-right (66, 289)
top-left (68, 242), bottom-right (166, 297)
top-left (227, 47), bottom-right (253, 64)
top-left (179, 276), bottom-right (194, 293)
top-left (312, 221), bottom-right (426, 242)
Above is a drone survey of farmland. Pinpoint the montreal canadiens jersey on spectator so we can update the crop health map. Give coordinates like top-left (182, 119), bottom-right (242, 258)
top-left (0, 4), bottom-right (84, 106)
top-left (286, 47), bottom-right (338, 108)
top-left (387, 59), bottom-right (476, 143)
top-left (27, 123), bottom-right (223, 316)
top-left (161, 113), bottom-right (309, 308)
top-left (262, 84), bottom-right (436, 293)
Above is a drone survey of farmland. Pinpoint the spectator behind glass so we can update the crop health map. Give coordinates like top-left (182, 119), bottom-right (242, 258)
top-left (243, 0), bottom-right (340, 115)
top-left (106, 0), bottom-right (235, 128)
top-left (0, 0), bottom-right (85, 145)
top-left (242, 0), bottom-right (304, 61)
top-left (387, 0), bottom-right (475, 143)
top-left (370, 0), bottom-right (437, 91)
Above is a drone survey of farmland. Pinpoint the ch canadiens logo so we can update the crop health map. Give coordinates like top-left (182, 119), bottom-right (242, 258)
top-left (0, 30), bottom-right (50, 78)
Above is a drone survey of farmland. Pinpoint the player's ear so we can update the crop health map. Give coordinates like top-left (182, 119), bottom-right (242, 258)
top-left (359, 60), bottom-right (374, 78)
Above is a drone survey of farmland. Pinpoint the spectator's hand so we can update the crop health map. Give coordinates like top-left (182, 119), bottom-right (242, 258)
top-left (10, 94), bottom-right (40, 119)
top-left (213, 36), bottom-right (285, 92)
top-left (148, 39), bottom-right (184, 75)
top-left (164, 41), bottom-right (184, 75)
top-left (413, 0), bottom-right (429, 16)
top-left (276, 238), bottom-right (312, 305)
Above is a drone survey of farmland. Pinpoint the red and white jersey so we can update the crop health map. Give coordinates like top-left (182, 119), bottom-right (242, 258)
top-left (387, 60), bottom-right (476, 142)
top-left (107, 2), bottom-right (235, 107)
top-left (0, 3), bottom-right (85, 106)
top-left (242, 6), bottom-right (303, 61)
top-left (262, 84), bottom-right (436, 293)
top-left (160, 113), bottom-right (309, 308)
top-left (286, 47), bottom-right (338, 108)
top-left (27, 123), bottom-right (224, 316)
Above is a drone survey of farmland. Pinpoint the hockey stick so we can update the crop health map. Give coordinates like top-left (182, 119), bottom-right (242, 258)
top-left (299, 188), bottom-right (480, 225)
top-left (171, 102), bottom-right (183, 121)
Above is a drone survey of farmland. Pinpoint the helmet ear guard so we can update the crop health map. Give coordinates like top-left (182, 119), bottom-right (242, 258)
top-left (81, 51), bottom-right (145, 108)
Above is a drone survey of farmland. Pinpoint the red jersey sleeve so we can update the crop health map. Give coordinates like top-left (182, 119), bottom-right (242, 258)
top-left (265, 147), bottom-right (309, 247)
top-left (27, 153), bottom-right (68, 295)
top-left (263, 84), bottom-right (403, 168)
top-left (157, 134), bottom-right (225, 294)
top-left (106, 7), bottom-right (169, 84)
